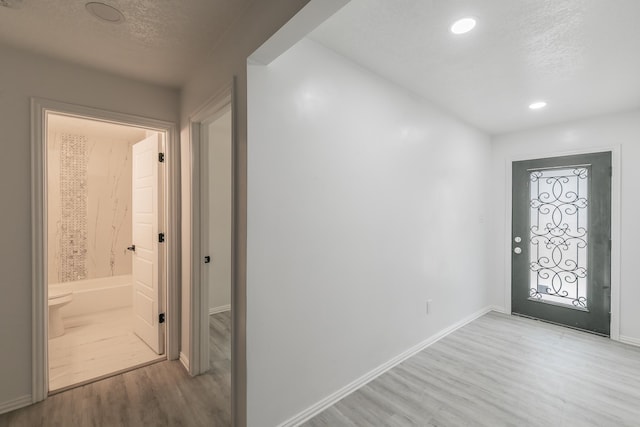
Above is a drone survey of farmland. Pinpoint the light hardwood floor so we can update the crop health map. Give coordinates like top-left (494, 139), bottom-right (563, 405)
top-left (5, 311), bottom-right (639, 426)
top-left (304, 312), bottom-right (640, 426)
top-left (0, 311), bottom-right (231, 427)
top-left (210, 310), bottom-right (232, 376)
top-left (49, 307), bottom-right (163, 392)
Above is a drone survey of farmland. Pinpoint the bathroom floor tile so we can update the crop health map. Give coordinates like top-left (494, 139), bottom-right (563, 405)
top-left (48, 306), bottom-right (163, 392)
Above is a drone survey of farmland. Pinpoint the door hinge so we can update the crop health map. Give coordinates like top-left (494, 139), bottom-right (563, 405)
top-left (158, 232), bottom-right (165, 243)
top-left (609, 166), bottom-right (612, 177)
top-left (159, 313), bottom-right (165, 324)
top-left (158, 152), bottom-right (165, 163)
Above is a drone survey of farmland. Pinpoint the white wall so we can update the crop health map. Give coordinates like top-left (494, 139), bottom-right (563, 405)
top-left (489, 109), bottom-right (640, 343)
top-left (247, 38), bottom-right (492, 426)
top-left (207, 111), bottom-right (232, 312)
top-left (47, 116), bottom-right (146, 283)
top-left (0, 42), bottom-right (178, 410)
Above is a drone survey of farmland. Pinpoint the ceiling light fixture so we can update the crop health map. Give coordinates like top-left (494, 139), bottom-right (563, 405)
top-left (85, 2), bottom-right (125, 24)
top-left (450, 17), bottom-right (477, 35)
top-left (529, 101), bottom-right (547, 110)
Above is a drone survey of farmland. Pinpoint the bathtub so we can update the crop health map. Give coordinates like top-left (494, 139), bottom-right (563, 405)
top-left (50, 274), bottom-right (133, 319)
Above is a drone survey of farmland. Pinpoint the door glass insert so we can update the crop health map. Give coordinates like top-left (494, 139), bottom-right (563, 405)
top-left (529, 166), bottom-right (589, 309)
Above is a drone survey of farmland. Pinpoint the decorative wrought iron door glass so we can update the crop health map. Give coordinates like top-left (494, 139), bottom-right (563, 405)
top-left (528, 166), bottom-right (589, 309)
top-left (512, 152), bottom-right (610, 335)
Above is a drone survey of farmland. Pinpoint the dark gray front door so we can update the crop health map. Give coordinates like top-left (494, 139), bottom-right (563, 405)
top-left (512, 152), bottom-right (611, 336)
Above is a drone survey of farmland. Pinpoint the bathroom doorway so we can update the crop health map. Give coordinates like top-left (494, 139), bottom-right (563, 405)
top-left (31, 99), bottom-right (179, 400)
top-left (45, 113), bottom-right (166, 392)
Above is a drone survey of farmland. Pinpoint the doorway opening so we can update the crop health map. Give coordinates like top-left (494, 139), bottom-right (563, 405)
top-left (511, 152), bottom-right (612, 336)
top-left (188, 84), bottom-right (234, 425)
top-left (201, 106), bottom-right (233, 377)
top-left (46, 113), bottom-right (166, 392)
top-left (32, 98), bottom-right (180, 402)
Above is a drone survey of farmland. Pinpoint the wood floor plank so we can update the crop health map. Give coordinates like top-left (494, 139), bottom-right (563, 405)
top-left (4, 311), bottom-right (639, 426)
top-left (303, 312), bottom-right (640, 427)
top-left (0, 312), bottom-right (231, 427)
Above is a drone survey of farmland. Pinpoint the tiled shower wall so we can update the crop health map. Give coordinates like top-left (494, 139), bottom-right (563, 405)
top-left (59, 134), bottom-right (88, 282)
top-left (48, 125), bottom-right (142, 284)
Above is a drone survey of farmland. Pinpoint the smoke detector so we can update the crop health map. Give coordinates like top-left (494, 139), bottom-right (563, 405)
top-left (85, 2), bottom-right (125, 24)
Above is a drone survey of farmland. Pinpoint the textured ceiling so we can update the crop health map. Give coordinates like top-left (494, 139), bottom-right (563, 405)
top-left (310, 0), bottom-right (640, 134)
top-left (0, 0), bottom-right (252, 88)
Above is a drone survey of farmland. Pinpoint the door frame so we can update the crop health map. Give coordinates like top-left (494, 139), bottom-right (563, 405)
top-left (188, 82), bottom-right (235, 376)
top-left (30, 97), bottom-right (180, 402)
top-left (503, 146), bottom-right (621, 340)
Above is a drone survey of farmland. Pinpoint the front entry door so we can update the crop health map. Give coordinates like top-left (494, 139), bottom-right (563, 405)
top-left (512, 152), bottom-right (611, 335)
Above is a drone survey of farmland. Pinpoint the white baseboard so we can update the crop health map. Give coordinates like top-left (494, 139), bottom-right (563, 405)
top-left (0, 394), bottom-right (32, 415)
top-left (619, 335), bottom-right (640, 347)
top-left (278, 306), bottom-right (494, 427)
top-left (209, 305), bottom-right (231, 315)
top-left (179, 351), bottom-right (190, 371)
top-left (489, 305), bottom-right (509, 314)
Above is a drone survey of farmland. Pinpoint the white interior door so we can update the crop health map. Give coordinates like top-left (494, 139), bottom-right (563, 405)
top-left (132, 133), bottom-right (164, 354)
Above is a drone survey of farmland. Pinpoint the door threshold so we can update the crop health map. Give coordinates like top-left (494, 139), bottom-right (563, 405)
top-left (511, 312), bottom-right (610, 338)
top-left (48, 356), bottom-right (166, 396)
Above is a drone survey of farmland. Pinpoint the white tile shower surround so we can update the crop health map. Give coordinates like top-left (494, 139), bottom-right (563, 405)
top-left (48, 307), bottom-right (164, 392)
top-left (58, 133), bottom-right (88, 283)
top-left (47, 118), bottom-right (142, 284)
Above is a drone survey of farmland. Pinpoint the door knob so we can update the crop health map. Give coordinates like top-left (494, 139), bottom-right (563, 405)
top-left (513, 247), bottom-right (522, 254)
top-left (127, 245), bottom-right (136, 252)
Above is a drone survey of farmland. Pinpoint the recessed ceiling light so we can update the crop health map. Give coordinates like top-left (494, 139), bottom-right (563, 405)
top-left (450, 17), bottom-right (477, 35)
top-left (85, 2), bottom-right (125, 24)
top-left (529, 101), bottom-right (547, 110)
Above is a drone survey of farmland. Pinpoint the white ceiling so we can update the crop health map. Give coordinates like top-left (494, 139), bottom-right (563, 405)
top-left (310, 0), bottom-right (640, 134)
top-left (0, 0), bottom-right (252, 88)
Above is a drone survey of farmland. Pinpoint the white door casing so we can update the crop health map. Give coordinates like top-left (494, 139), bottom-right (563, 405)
top-left (32, 98), bottom-right (179, 405)
top-left (188, 84), bottom-right (233, 376)
top-left (502, 146), bottom-right (622, 340)
top-left (132, 134), bottom-right (164, 354)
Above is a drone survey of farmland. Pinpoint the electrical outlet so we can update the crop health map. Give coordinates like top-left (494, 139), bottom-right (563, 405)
top-left (426, 299), bottom-right (433, 315)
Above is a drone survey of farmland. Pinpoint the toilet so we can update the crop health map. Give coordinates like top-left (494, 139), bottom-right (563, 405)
top-left (48, 284), bottom-right (73, 338)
